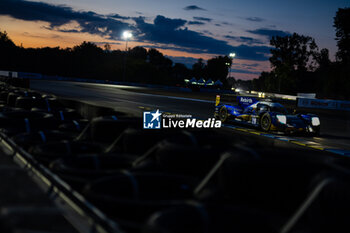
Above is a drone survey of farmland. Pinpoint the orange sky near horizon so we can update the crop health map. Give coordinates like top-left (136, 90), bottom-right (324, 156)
top-left (2, 16), bottom-right (212, 59)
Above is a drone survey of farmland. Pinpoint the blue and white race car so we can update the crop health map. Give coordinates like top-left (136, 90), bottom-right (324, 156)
top-left (214, 96), bottom-right (320, 135)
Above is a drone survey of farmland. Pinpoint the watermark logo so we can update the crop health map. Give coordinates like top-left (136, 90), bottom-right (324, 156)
top-left (143, 110), bottom-right (222, 129)
top-left (143, 109), bottom-right (162, 129)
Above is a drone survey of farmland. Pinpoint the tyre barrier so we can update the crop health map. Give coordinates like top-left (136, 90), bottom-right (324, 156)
top-left (82, 172), bottom-right (197, 224)
top-left (131, 142), bottom-right (222, 177)
top-left (105, 128), bottom-right (199, 155)
top-left (0, 80), bottom-right (349, 233)
top-left (77, 117), bottom-right (141, 145)
top-left (0, 111), bottom-right (57, 136)
top-left (28, 141), bottom-right (105, 165)
top-left (143, 202), bottom-right (279, 233)
top-left (0, 91), bottom-right (9, 101)
top-left (214, 157), bottom-right (330, 215)
top-left (49, 154), bottom-right (137, 191)
top-left (7, 92), bottom-right (21, 107)
top-left (0, 207), bottom-right (78, 233)
top-left (15, 96), bottom-right (36, 110)
top-left (58, 119), bottom-right (89, 133)
top-left (11, 130), bottom-right (76, 150)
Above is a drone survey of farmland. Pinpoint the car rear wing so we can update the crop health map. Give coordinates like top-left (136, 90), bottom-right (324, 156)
top-left (215, 94), bottom-right (236, 106)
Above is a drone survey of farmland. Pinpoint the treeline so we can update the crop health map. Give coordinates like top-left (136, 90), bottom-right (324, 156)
top-left (0, 31), bottom-right (232, 86)
top-left (0, 35), bottom-right (179, 85)
top-left (252, 8), bottom-right (350, 100)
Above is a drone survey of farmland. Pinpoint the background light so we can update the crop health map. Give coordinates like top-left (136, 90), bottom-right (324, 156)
top-left (122, 31), bottom-right (132, 40)
top-left (229, 53), bottom-right (236, 58)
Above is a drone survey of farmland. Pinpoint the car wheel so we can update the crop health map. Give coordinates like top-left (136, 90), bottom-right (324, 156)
top-left (260, 113), bottom-right (271, 131)
top-left (312, 130), bottom-right (320, 137)
top-left (219, 106), bottom-right (228, 123)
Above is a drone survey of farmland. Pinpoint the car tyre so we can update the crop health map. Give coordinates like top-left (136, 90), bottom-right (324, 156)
top-left (219, 106), bottom-right (228, 123)
top-left (260, 113), bottom-right (271, 132)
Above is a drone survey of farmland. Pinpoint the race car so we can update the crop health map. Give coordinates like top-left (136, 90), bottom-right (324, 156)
top-left (214, 95), bottom-right (320, 135)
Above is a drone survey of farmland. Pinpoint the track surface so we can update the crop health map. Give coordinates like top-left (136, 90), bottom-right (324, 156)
top-left (30, 80), bottom-right (350, 154)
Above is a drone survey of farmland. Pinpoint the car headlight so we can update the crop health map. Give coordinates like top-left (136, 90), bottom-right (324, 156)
top-left (311, 117), bottom-right (320, 126)
top-left (276, 115), bottom-right (287, 124)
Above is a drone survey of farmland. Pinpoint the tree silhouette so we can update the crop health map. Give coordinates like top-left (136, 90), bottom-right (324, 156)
top-left (148, 48), bottom-right (172, 69)
top-left (104, 43), bottom-right (111, 52)
top-left (0, 31), bottom-right (18, 71)
top-left (206, 56), bottom-right (231, 84)
top-left (269, 33), bottom-right (319, 93)
top-left (0, 30), bottom-right (239, 89)
top-left (334, 8), bottom-right (350, 63)
top-left (172, 63), bottom-right (190, 83)
top-left (270, 33), bottom-right (318, 72)
top-left (129, 46), bottom-right (147, 60)
top-left (0, 31), bottom-right (16, 49)
top-left (191, 58), bottom-right (205, 79)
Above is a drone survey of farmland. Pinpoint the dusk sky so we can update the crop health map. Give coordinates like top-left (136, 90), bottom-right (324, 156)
top-left (0, 0), bottom-right (349, 80)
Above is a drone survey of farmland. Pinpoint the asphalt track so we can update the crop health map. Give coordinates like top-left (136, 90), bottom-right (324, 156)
top-left (30, 80), bottom-right (350, 156)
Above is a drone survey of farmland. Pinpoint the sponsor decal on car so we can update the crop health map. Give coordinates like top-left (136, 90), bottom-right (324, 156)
top-left (237, 96), bottom-right (258, 107)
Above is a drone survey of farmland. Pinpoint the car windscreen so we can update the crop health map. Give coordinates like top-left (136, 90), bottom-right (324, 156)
top-left (270, 103), bottom-right (288, 114)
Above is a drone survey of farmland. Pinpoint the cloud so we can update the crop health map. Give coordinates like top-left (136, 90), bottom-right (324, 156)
top-left (242, 63), bottom-right (260, 68)
top-left (135, 15), bottom-right (271, 61)
top-left (248, 28), bottom-right (291, 38)
top-left (221, 21), bottom-right (234, 26)
top-left (193, 16), bottom-right (212, 22)
top-left (230, 68), bottom-right (260, 75)
top-left (244, 17), bottom-right (265, 22)
top-left (187, 21), bottom-right (205, 25)
top-left (224, 35), bottom-right (264, 45)
top-left (109, 13), bottom-right (130, 20)
top-left (91, 41), bottom-right (122, 45)
top-left (22, 31), bottom-right (62, 39)
top-left (183, 5), bottom-right (206, 11)
top-left (153, 15), bottom-right (186, 29)
top-left (0, 0), bottom-right (272, 61)
top-left (167, 56), bottom-right (263, 73)
top-left (0, 0), bottom-right (131, 39)
top-left (202, 30), bottom-right (214, 36)
top-left (166, 56), bottom-right (199, 68)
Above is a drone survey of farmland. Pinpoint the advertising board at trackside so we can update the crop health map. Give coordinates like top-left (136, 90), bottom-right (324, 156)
top-left (297, 98), bottom-right (350, 111)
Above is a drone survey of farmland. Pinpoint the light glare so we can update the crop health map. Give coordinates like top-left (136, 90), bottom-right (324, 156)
top-left (122, 31), bottom-right (132, 39)
top-left (229, 53), bottom-right (236, 58)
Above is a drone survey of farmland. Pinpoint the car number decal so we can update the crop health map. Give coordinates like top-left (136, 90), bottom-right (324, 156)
top-left (252, 117), bottom-right (257, 125)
